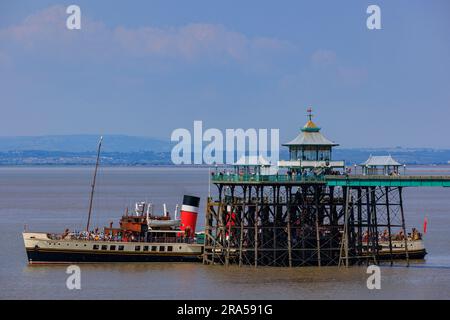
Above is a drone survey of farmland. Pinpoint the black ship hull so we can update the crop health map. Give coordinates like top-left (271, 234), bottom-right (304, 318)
top-left (375, 249), bottom-right (427, 260)
top-left (26, 248), bottom-right (202, 264)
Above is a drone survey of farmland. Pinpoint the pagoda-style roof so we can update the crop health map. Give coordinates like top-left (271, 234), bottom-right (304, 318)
top-left (282, 119), bottom-right (338, 147)
top-left (360, 155), bottom-right (402, 167)
top-left (302, 120), bottom-right (320, 132)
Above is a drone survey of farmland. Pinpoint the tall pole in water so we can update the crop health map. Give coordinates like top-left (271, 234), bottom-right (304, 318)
top-left (86, 136), bottom-right (103, 232)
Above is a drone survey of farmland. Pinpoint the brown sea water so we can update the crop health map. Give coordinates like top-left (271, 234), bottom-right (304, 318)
top-left (1, 166), bottom-right (450, 299)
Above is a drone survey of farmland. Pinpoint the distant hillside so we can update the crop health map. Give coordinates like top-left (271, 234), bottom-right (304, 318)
top-left (333, 148), bottom-right (450, 165)
top-left (0, 135), bottom-right (171, 153)
top-left (0, 135), bottom-right (449, 165)
top-left (0, 150), bottom-right (172, 166)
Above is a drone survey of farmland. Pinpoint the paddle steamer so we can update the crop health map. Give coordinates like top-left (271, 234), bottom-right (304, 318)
top-left (23, 137), bottom-right (203, 264)
top-left (23, 197), bottom-right (204, 264)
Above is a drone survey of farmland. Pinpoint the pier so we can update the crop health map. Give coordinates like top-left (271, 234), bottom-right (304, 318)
top-left (202, 111), bottom-right (450, 267)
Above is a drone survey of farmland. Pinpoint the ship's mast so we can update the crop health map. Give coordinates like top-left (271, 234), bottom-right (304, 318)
top-left (86, 136), bottom-right (103, 232)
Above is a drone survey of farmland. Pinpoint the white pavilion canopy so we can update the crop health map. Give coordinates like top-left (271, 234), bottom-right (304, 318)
top-left (359, 155), bottom-right (403, 175)
top-left (234, 155), bottom-right (277, 175)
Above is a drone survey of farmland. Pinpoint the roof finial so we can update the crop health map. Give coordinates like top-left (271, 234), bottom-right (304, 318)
top-left (306, 107), bottom-right (313, 121)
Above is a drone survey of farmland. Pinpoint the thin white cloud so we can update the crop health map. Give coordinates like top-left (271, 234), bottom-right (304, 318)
top-left (310, 49), bottom-right (368, 86)
top-left (0, 5), bottom-right (293, 63)
top-left (113, 23), bottom-right (250, 61)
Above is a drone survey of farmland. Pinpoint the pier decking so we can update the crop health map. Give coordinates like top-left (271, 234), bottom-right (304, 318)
top-left (326, 175), bottom-right (450, 187)
top-left (212, 174), bottom-right (450, 187)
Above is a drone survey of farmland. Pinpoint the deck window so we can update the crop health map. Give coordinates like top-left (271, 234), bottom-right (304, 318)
top-left (159, 246), bottom-right (165, 252)
top-left (151, 246), bottom-right (157, 252)
top-left (101, 245), bottom-right (107, 250)
top-left (93, 245), bottom-right (99, 250)
top-left (135, 246), bottom-right (141, 251)
top-left (143, 246), bottom-right (149, 252)
top-left (110, 245), bottom-right (116, 250)
top-left (167, 246), bottom-right (173, 252)
top-left (118, 245), bottom-right (124, 251)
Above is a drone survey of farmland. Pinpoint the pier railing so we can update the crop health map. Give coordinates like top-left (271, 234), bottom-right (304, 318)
top-left (211, 173), bottom-right (450, 187)
top-left (211, 173), bottom-right (326, 183)
top-left (326, 175), bottom-right (450, 187)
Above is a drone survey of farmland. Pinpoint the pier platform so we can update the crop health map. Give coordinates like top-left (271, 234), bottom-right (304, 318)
top-left (205, 173), bottom-right (449, 267)
top-left (211, 174), bottom-right (450, 187)
top-left (326, 175), bottom-right (450, 187)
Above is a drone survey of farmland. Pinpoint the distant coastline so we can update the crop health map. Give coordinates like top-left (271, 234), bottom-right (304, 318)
top-left (1, 135), bottom-right (450, 166)
top-left (1, 149), bottom-right (450, 166)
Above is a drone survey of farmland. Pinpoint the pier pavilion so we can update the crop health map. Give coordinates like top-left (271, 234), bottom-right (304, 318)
top-left (278, 109), bottom-right (344, 172)
top-left (360, 155), bottom-right (403, 176)
top-left (203, 110), bottom-right (450, 268)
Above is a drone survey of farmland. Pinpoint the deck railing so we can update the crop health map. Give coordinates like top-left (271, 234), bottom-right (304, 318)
top-left (326, 174), bottom-right (450, 187)
top-left (211, 173), bottom-right (327, 183)
top-left (211, 173), bottom-right (450, 186)
top-left (62, 234), bottom-right (200, 244)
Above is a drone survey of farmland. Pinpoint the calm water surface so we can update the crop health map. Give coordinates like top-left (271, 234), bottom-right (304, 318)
top-left (1, 166), bottom-right (450, 299)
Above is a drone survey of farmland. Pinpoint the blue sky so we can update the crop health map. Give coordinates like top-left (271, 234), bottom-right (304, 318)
top-left (0, 0), bottom-right (449, 148)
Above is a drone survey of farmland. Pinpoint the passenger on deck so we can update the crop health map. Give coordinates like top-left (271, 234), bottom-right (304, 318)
top-left (412, 228), bottom-right (422, 240)
top-left (287, 170), bottom-right (292, 181)
top-left (362, 231), bottom-right (369, 242)
top-left (62, 228), bottom-right (70, 239)
top-left (396, 229), bottom-right (405, 241)
top-left (380, 229), bottom-right (389, 241)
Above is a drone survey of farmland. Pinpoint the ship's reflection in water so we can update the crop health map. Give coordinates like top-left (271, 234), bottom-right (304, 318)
top-left (2, 166), bottom-right (450, 299)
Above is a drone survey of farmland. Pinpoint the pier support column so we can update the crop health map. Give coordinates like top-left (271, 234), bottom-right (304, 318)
top-left (254, 188), bottom-right (259, 268)
top-left (370, 187), bottom-right (379, 265)
top-left (238, 187), bottom-right (247, 267)
top-left (385, 187), bottom-right (394, 266)
top-left (339, 186), bottom-right (350, 267)
top-left (399, 187), bottom-right (410, 267)
top-left (314, 186), bottom-right (321, 267)
top-left (286, 186), bottom-right (293, 267)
